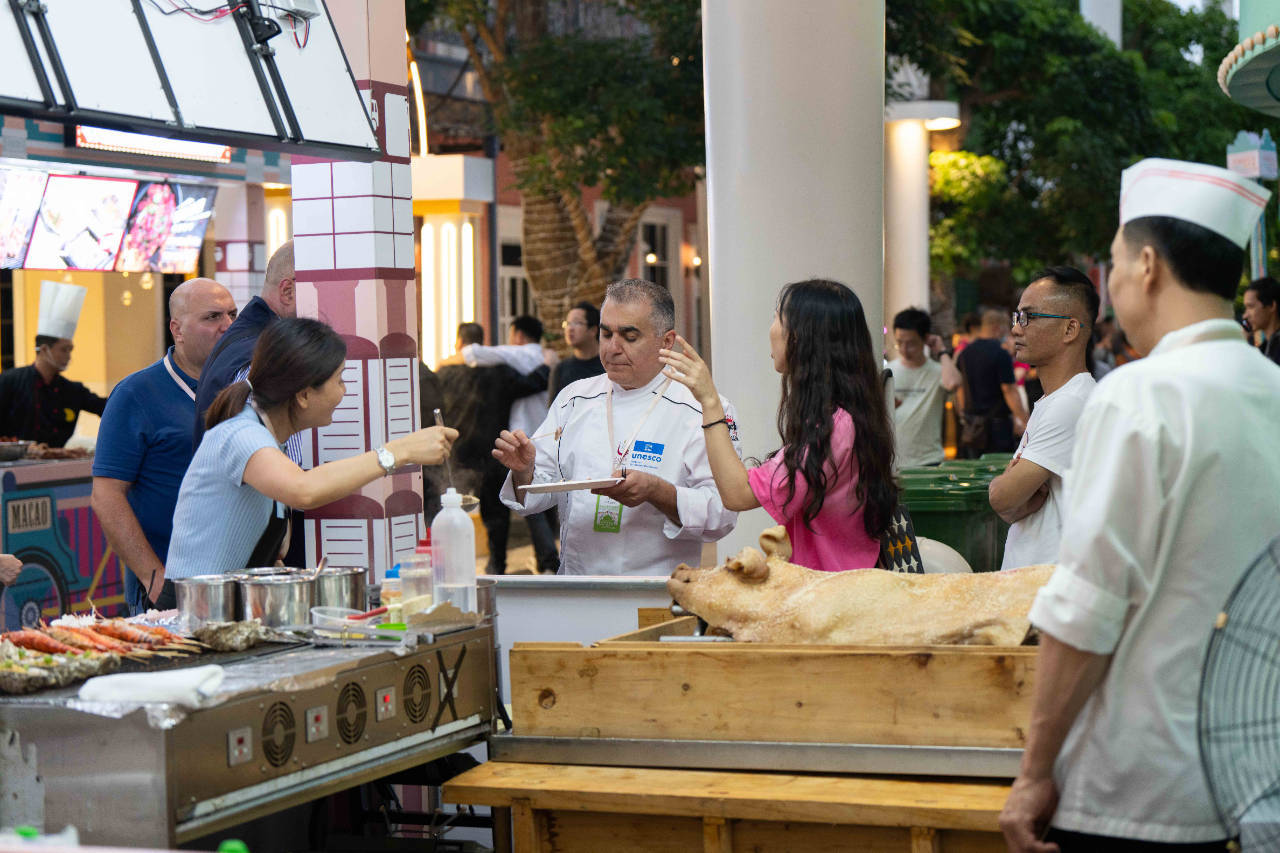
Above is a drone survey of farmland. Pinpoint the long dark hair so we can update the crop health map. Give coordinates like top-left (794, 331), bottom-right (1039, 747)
top-left (775, 279), bottom-right (897, 539)
top-left (206, 318), bottom-right (347, 431)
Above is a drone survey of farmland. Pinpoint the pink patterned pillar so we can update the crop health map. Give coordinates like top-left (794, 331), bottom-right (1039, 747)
top-left (212, 182), bottom-right (267, 309)
top-left (291, 1), bottom-right (421, 579)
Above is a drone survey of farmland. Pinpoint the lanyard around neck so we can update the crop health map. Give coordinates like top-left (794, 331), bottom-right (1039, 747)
top-left (605, 377), bottom-right (671, 475)
top-left (163, 353), bottom-right (196, 401)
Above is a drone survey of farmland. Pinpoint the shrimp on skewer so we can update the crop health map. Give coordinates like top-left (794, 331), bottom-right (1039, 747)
top-left (62, 626), bottom-right (145, 656)
top-left (2, 630), bottom-right (76, 655)
top-left (93, 620), bottom-right (163, 647)
top-left (120, 621), bottom-right (206, 650)
top-left (43, 626), bottom-right (112, 653)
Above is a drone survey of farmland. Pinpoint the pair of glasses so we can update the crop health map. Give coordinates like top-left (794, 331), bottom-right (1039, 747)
top-left (562, 321), bottom-right (588, 329)
top-left (1012, 310), bottom-right (1075, 328)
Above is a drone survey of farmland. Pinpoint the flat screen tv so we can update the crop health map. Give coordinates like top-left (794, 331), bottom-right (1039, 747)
top-left (0, 167), bottom-right (48, 270)
top-left (24, 174), bottom-right (138, 270)
top-left (116, 181), bottom-right (217, 274)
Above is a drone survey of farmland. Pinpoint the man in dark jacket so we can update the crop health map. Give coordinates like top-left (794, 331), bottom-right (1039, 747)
top-left (193, 240), bottom-right (295, 448)
top-left (436, 359), bottom-right (551, 574)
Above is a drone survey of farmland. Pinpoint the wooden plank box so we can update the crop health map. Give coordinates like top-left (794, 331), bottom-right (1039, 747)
top-left (510, 616), bottom-right (1037, 748)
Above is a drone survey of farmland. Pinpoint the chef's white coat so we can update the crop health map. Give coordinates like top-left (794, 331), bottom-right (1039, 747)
top-left (500, 371), bottom-right (741, 575)
top-left (1029, 319), bottom-right (1280, 842)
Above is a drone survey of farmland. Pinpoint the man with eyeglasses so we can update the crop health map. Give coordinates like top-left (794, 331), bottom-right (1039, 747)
top-left (1000, 159), bottom-right (1280, 852)
top-left (988, 267), bottom-right (1097, 572)
top-left (549, 301), bottom-right (605, 401)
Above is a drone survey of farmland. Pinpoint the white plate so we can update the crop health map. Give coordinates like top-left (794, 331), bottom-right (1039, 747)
top-left (517, 477), bottom-right (624, 494)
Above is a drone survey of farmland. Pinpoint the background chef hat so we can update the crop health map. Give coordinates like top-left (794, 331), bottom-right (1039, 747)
top-left (1120, 158), bottom-right (1271, 249)
top-left (37, 280), bottom-right (87, 341)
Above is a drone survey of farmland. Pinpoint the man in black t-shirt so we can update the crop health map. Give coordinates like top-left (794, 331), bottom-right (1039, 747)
top-left (956, 308), bottom-right (1029, 457)
top-left (548, 301), bottom-right (604, 401)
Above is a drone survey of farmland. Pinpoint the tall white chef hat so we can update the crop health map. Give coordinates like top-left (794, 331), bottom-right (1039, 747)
top-left (37, 280), bottom-right (87, 341)
top-left (1120, 158), bottom-right (1271, 249)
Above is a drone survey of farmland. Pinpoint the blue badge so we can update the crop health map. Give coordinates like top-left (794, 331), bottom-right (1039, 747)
top-left (627, 440), bottom-right (666, 470)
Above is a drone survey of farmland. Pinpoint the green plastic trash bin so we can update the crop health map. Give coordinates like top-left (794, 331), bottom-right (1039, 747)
top-left (901, 481), bottom-right (999, 573)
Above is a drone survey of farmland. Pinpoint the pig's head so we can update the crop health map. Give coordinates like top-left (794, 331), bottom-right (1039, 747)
top-left (667, 546), bottom-right (820, 637)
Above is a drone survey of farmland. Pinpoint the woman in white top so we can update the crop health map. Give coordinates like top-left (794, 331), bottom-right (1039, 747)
top-left (162, 318), bottom-right (455, 595)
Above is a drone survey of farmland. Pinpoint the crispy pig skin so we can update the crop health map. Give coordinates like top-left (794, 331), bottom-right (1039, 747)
top-left (668, 546), bottom-right (1054, 646)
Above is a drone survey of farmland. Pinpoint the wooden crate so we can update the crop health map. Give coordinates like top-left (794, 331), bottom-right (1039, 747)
top-left (510, 616), bottom-right (1036, 748)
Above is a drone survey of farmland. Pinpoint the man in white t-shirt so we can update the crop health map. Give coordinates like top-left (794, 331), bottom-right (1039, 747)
top-left (888, 308), bottom-right (962, 467)
top-left (989, 266), bottom-right (1097, 571)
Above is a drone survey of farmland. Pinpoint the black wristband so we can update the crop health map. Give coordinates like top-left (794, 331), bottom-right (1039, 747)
top-left (702, 418), bottom-right (728, 430)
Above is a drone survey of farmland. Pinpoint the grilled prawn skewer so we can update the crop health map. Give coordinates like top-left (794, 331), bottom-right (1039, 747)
top-left (2, 630), bottom-right (76, 655)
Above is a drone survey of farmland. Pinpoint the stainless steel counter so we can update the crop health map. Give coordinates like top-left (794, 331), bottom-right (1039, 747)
top-left (0, 626), bottom-right (496, 846)
top-left (490, 732), bottom-right (1021, 778)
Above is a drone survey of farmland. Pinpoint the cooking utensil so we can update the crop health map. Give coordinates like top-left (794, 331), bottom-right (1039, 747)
top-left (433, 408), bottom-right (454, 489)
top-left (304, 555), bottom-right (328, 582)
top-left (173, 575), bottom-right (238, 625)
top-left (238, 574), bottom-right (315, 628)
top-left (314, 565), bottom-right (367, 610)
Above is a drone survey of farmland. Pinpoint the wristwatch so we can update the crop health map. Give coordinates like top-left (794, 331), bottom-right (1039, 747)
top-left (375, 446), bottom-right (396, 475)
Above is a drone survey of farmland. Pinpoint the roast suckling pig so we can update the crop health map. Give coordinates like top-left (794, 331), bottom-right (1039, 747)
top-left (667, 529), bottom-right (1053, 646)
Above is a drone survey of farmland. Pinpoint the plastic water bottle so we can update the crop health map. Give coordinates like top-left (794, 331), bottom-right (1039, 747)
top-left (431, 488), bottom-right (476, 613)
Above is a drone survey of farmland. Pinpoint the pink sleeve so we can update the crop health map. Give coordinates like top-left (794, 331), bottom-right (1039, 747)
top-left (748, 410), bottom-right (855, 524)
top-left (748, 450), bottom-right (808, 524)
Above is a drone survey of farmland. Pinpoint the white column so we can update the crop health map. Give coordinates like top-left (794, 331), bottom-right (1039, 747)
top-left (884, 117), bottom-right (932, 342)
top-left (703, 0), bottom-right (884, 559)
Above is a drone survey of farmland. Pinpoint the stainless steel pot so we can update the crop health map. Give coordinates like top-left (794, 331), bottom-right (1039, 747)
top-left (239, 575), bottom-right (315, 627)
top-left (314, 566), bottom-right (367, 611)
top-left (173, 575), bottom-right (238, 625)
top-left (225, 567), bottom-right (300, 616)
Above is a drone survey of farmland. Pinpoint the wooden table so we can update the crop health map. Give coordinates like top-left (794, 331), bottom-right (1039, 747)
top-left (445, 761), bottom-right (1011, 852)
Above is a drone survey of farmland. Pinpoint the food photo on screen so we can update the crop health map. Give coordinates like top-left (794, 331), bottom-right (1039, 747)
top-left (23, 174), bottom-right (138, 270)
top-left (0, 167), bottom-right (48, 270)
top-left (117, 182), bottom-right (216, 274)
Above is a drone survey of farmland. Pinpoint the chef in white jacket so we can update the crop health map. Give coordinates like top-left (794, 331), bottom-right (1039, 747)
top-left (1001, 159), bottom-right (1280, 851)
top-left (494, 279), bottom-right (741, 575)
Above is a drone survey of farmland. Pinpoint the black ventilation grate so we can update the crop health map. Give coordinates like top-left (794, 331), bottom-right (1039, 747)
top-left (403, 664), bottom-right (431, 724)
top-left (336, 682), bottom-right (367, 744)
top-left (261, 702), bottom-right (296, 767)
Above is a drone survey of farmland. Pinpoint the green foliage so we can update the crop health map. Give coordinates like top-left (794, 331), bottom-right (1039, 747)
top-left (427, 0), bottom-right (703, 206)
top-left (498, 7), bottom-right (703, 204)
top-left (892, 0), bottom-right (1280, 286)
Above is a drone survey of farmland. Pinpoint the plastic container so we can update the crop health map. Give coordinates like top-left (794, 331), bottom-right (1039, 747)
top-left (381, 565), bottom-right (403, 623)
top-left (901, 481), bottom-right (999, 573)
top-left (432, 488), bottom-right (477, 613)
top-left (401, 535), bottom-right (434, 615)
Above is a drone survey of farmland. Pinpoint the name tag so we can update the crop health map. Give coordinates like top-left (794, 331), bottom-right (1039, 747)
top-left (593, 495), bottom-right (622, 533)
top-left (627, 440), bottom-right (666, 471)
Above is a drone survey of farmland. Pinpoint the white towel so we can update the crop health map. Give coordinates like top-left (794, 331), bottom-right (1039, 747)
top-left (78, 665), bottom-right (225, 707)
